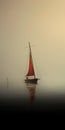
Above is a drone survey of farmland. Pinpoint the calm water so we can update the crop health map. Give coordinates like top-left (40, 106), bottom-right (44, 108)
top-left (0, 81), bottom-right (65, 115)
top-left (0, 81), bottom-right (65, 101)
top-left (0, 82), bottom-right (42, 101)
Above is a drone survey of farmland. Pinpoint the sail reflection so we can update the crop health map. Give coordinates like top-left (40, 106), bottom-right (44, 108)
top-left (26, 83), bottom-right (36, 104)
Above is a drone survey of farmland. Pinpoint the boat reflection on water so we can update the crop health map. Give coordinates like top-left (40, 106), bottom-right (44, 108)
top-left (26, 83), bottom-right (36, 104)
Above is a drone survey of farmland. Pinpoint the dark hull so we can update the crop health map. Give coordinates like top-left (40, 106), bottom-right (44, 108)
top-left (25, 78), bottom-right (38, 84)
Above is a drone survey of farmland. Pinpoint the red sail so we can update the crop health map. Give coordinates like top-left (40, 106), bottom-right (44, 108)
top-left (27, 52), bottom-right (35, 76)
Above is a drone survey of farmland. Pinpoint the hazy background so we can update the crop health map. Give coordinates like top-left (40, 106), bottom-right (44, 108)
top-left (0, 0), bottom-right (65, 96)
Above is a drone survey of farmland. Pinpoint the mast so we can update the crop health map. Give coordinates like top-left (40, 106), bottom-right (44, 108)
top-left (29, 42), bottom-right (31, 53)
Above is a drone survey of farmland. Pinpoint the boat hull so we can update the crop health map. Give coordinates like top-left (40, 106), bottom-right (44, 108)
top-left (25, 78), bottom-right (38, 84)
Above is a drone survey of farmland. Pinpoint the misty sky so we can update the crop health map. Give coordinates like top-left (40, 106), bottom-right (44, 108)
top-left (0, 0), bottom-right (65, 90)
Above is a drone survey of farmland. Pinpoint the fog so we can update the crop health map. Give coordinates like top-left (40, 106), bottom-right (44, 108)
top-left (0, 0), bottom-right (65, 93)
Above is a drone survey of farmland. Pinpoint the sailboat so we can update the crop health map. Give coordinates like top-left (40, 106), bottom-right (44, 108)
top-left (25, 42), bottom-right (39, 84)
